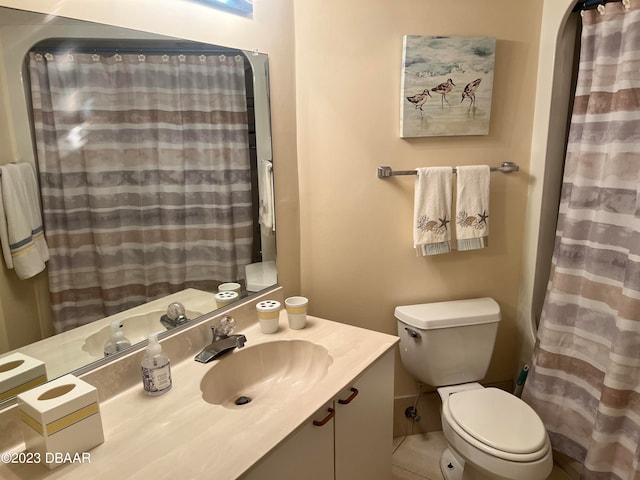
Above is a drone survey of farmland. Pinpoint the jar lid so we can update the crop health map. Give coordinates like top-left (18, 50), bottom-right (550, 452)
top-left (256, 300), bottom-right (281, 313)
top-left (215, 291), bottom-right (239, 300)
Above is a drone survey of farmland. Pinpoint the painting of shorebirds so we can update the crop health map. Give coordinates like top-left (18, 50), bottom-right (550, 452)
top-left (400, 35), bottom-right (496, 138)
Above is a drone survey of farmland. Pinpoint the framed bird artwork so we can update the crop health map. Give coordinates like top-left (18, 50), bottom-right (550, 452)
top-left (400, 35), bottom-right (496, 138)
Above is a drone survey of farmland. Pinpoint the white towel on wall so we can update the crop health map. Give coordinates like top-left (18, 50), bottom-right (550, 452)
top-left (258, 159), bottom-right (275, 235)
top-left (414, 167), bottom-right (453, 256)
top-left (455, 165), bottom-right (490, 251)
top-left (0, 163), bottom-right (49, 279)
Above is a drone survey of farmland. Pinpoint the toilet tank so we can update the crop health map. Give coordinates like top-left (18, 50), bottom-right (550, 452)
top-left (395, 298), bottom-right (500, 387)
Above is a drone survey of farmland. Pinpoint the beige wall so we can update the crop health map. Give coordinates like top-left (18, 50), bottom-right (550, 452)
top-left (0, 267), bottom-right (50, 353)
top-left (294, 0), bottom-right (543, 396)
top-left (0, 34), bottom-right (12, 352)
top-left (0, 36), bottom-right (12, 165)
top-left (0, 22), bottom-right (53, 351)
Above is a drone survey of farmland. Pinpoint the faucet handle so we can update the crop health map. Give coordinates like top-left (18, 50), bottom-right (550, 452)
top-left (167, 302), bottom-right (186, 321)
top-left (212, 316), bottom-right (236, 339)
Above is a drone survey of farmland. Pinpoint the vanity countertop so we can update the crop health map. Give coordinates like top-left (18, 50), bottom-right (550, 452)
top-left (0, 312), bottom-right (398, 479)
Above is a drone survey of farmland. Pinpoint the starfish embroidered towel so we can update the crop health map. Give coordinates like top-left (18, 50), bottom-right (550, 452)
top-left (0, 163), bottom-right (50, 279)
top-left (414, 167), bottom-right (452, 256)
top-left (455, 165), bottom-right (490, 251)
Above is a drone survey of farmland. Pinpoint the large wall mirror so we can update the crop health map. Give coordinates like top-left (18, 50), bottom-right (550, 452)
top-left (0, 6), bottom-right (276, 407)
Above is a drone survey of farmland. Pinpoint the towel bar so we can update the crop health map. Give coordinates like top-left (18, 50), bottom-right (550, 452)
top-left (377, 162), bottom-right (519, 179)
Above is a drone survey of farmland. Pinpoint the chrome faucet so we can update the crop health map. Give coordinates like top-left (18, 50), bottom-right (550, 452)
top-left (195, 316), bottom-right (247, 363)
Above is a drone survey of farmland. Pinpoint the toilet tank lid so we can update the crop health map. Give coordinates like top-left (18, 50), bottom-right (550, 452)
top-left (394, 298), bottom-right (500, 329)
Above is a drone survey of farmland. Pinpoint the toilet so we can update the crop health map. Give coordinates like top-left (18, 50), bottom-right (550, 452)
top-left (395, 298), bottom-right (552, 480)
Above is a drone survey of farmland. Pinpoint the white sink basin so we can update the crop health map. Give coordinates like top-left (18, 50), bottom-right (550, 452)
top-left (82, 309), bottom-right (202, 358)
top-left (200, 340), bottom-right (333, 408)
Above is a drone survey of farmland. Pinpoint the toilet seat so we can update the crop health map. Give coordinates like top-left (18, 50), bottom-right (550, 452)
top-left (443, 387), bottom-right (549, 462)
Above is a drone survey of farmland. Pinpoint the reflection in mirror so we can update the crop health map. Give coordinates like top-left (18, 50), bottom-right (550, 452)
top-left (0, 7), bottom-right (276, 407)
top-left (31, 40), bottom-right (255, 331)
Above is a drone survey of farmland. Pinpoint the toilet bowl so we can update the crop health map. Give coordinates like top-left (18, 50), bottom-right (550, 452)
top-left (395, 298), bottom-right (552, 480)
top-left (439, 385), bottom-right (552, 480)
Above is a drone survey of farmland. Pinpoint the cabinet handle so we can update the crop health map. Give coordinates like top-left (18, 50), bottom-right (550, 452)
top-left (337, 387), bottom-right (359, 405)
top-left (312, 408), bottom-right (335, 427)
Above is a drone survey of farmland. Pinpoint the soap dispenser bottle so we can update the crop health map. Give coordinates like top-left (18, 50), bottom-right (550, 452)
top-left (141, 332), bottom-right (172, 396)
top-left (103, 320), bottom-right (132, 356)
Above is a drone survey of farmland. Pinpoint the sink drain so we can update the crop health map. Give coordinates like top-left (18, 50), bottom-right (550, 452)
top-left (234, 395), bottom-right (252, 406)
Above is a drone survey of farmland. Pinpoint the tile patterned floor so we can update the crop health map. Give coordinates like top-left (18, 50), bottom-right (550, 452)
top-left (392, 432), bottom-right (575, 480)
top-left (392, 432), bottom-right (447, 480)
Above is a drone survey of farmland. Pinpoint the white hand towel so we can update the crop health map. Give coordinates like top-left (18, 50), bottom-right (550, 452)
top-left (258, 160), bottom-right (275, 235)
top-left (0, 163), bottom-right (49, 279)
top-left (455, 165), bottom-right (490, 251)
top-left (414, 167), bottom-right (453, 256)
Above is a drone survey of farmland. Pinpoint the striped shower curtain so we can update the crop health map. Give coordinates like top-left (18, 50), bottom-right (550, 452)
top-left (522, 2), bottom-right (640, 479)
top-left (29, 51), bottom-right (253, 333)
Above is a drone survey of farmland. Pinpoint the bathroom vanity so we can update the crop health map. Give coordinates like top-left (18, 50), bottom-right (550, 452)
top-left (243, 345), bottom-right (394, 479)
top-left (0, 292), bottom-right (398, 480)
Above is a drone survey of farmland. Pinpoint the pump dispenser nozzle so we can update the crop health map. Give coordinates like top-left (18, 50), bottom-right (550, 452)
top-left (146, 332), bottom-right (162, 360)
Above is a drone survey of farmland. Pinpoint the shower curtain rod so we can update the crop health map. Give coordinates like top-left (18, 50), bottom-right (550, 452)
top-left (573, 0), bottom-right (623, 12)
top-left (29, 45), bottom-right (243, 56)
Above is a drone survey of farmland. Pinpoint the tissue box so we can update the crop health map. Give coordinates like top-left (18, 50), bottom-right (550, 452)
top-left (17, 374), bottom-right (104, 469)
top-left (0, 352), bottom-right (47, 401)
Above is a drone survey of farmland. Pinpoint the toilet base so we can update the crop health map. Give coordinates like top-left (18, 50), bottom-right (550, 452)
top-left (441, 446), bottom-right (518, 480)
top-left (440, 448), bottom-right (463, 480)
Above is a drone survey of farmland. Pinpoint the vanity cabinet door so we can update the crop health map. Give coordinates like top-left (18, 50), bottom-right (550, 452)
top-left (334, 349), bottom-right (395, 480)
top-left (241, 349), bottom-right (394, 480)
top-left (240, 401), bottom-right (335, 480)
